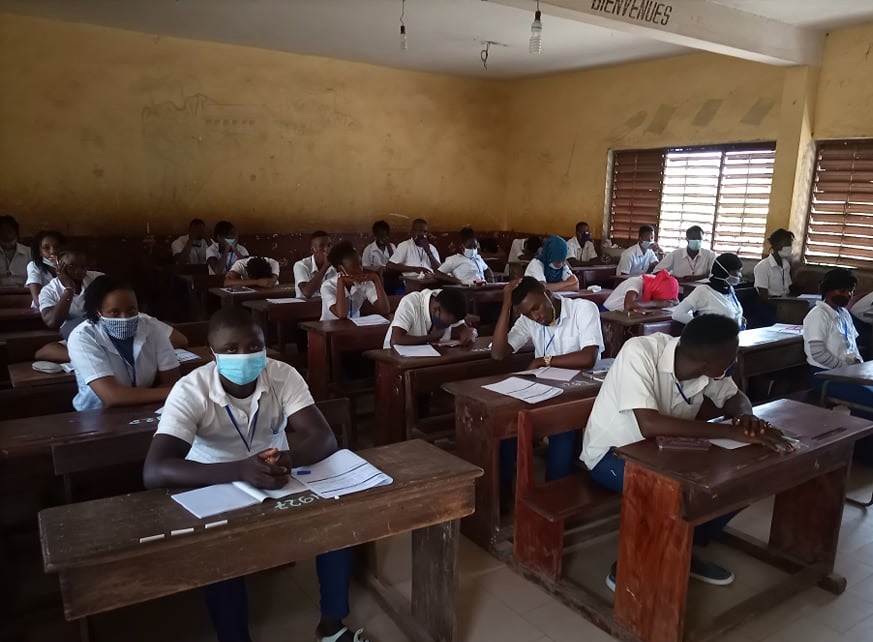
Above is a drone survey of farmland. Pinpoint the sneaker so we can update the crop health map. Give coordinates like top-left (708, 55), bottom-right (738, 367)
top-left (317, 627), bottom-right (371, 642)
top-left (605, 561), bottom-right (617, 592)
top-left (690, 555), bottom-right (734, 586)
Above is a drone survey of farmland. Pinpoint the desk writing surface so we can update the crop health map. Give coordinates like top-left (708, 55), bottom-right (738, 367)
top-left (0, 308), bottom-right (41, 321)
top-left (443, 372), bottom-right (600, 409)
top-left (299, 318), bottom-right (390, 336)
top-left (737, 327), bottom-right (801, 349)
top-left (365, 336), bottom-right (497, 368)
top-left (815, 361), bottom-right (873, 386)
top-left (243, 298), bottom-right (322, 321)
top-left (599, 309), bottom-right (673, 327)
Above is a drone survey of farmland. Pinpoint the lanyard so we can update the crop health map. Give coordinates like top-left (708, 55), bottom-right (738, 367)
top-left (541, 318), bottom-right (560, 356)
top-left (225, 404), bottom-right (260, 452)
top-left (417, 246), bottom-right (427, 264)
top-left (838, 311), bottom-right (853, 347)
top-left (225, 250), bottom-right (237, 272)
top-left (674, 379), bottom-right (693, 405)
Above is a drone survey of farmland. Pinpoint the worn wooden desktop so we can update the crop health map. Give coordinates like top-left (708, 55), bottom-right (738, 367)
top-left (443, 373), bottom-right (601, 549)
top-left (401, 276), bottom-right (443, 293)
top-left (573, 264), bottom-right (617, 288)
top-left (0, 307), bottom-right (44, 332)
top-left (0, 328), bottom-right (61, 361)
top-left (243, 298), bottom-right (323, 354)
top-left (609, 399), bottom-right (873, 642)
top-left (735, 327), bottom-right (806, 392)
top-left (39, 439), bottom-right (482, 642)
top-left (599, 309), bottom-right (677, 358)
top-left (442, 282), bottom-right (506, 316)
top-left (208, 284), bottom-right (298, 309)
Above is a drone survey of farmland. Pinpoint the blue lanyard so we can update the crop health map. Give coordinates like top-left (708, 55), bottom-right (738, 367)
top-left (225, 250), bottom-right (237, 272)
top-left (225, 405), bottom-right (260, 452)
top-left (541, 318), bottom-right (560, 357)
top-left (674, 379), bottom-right (693, 405)
top-left (727, 287), bottom-right (746, 330)
top-left (838, 311), bottom-right (852, 347)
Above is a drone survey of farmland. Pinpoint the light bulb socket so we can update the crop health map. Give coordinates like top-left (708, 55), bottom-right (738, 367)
top-left (400, 24), bottom-right (406, 35)
top-left (534, 9), bottom-right (541, 21)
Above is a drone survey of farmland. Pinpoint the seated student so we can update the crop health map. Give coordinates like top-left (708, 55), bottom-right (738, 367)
top-left (602, 270), bottom-right (679, 312)
top-left (672, 253), bottom-right (745, 328)
top-left (0, 214), bottom-right (30, 286)
top-left (566, 221), bottom-right (598, 267)
top-left (524, 235), bottom-right (579, 292)
top-left (320, 242), bottom-right (390, 321)
top-left (207, 220), bottom-right (250, 276)
top-left (654, 225), bottom-right (716, 282)
top-left (581, 314), bottom-right (795, 591)
top-left (143, 308), bottom-right (370, 642)
top-left (491, 276), bottom-right (604, 480)
top-left (616, 225), bottom-right (661, 276)
top-left (38, 247), bottom-right (103, 339)
top-left (25, 229), bottom-right (66, 308)
top-left (225, 256), bottom-right (280, 288)
top-left (754, 228), bottom-right (794, 299)
top-left (294, 231), bottom-right (336, 298)
top-left (504, 235), bottom-right (542, 277)
top-left (436, 227), bottom-right (493, 285)
top-left (67, 275), bottom-right (181, 411)
top-left (362, 220), bottom-right (396, 268)
top-left (171, 218), bottom-right (211, 266)
top-left (383, 287), bottom-right (475, 348)
top-left (387, 218), bottom-right (442, 278)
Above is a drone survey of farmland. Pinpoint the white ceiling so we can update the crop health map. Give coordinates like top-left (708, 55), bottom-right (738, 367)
top-left (2, 0), bottom-right (873, 78)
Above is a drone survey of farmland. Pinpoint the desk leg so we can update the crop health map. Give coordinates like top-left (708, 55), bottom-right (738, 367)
top-left (455, 399), bottom-right (500, 549)
top-left (412, 520), bottom-right (460, 642)
top-left (307, 331), bottom-right (329, 400)
top-left (374, 364), bottom-right (405, 445)
top-left (615, 462), bottom-right (692, 642)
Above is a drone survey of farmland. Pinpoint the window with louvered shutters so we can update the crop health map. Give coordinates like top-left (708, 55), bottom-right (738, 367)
top-left (608, 149), bottom-right (665, 242)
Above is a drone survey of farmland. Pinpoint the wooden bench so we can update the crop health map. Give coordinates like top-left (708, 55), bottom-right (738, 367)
top-left (514, 397), bottom-right (620, 582)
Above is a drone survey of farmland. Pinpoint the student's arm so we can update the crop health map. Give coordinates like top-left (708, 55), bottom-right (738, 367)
top-left (617, 252), bottom-right (632, 276)
top-left (387, 244), bottom-right (432, 275)
top-left (34, 341), bottom-right (68, 363)
top-left (224, 271), bottom-right (278, 288)
top-left (546, 273), bottom-right (579, 292)
top-left (435, 270), bottom-right (462, 285)
top-left (40, 288), bottom-right (74, 330)
top-left (155, 367), bottom-right (181, 387)
top-left (670, 293), bottom-right (696, 323)
top-left (753, 262), bottom-right (770, 299)
top-left (632, 408), bottom-right (791, 451)
top-left (529, 345), bottom-right (598, 370)
top-left (28, 283), bottom-right (43, 308)
top-left (483, 268), bottom-right (494, 283)
top-left (87, 376), bottom-right (174, 409)
top-left (298, 262), bottom-right (331, 298)
top-left (169, 328), bottom-right (188, 348)
top-left (282, 404), bottom-right (338, 466)
top-left (491, 280), bottom-right (524, 360)
top-left (363, 275), bottom-right (390, 316)
top-left (424, 244), bottom-right (441, 271)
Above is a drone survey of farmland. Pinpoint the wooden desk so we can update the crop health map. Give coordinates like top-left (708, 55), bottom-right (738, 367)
top-left (573, 264), bottom-right (618, 288)
top-left (0, 329), bottom-right (61, 362)
top-left (735, 327), bottom-right (806, 392)
top-left (0, 292), bottom-right (33, 308)
top-left (442, 282), bottom-right (506, 316)
top-left (0, 285), bottom-right (29, 296)
top-left (208, 284), bottom-right (297, 309)
top-left (507, 261), bottom-right (529, 280)
top-left (40, 440), bottom-right (482, 642)
top-left (599, 309), bottom-right (677, 358)
top-left (816, 361), bottom-right (873, 387)
top-left (401, 276), bottom-right (442, 293)
top-left (244, 298), bottom-right (323, 353)
top-left (443, 373), bottom-right (601, 549)
top-left (0, 307), bottom-right (45, 332)
top-left (612, 399), bottom-right (872, 642)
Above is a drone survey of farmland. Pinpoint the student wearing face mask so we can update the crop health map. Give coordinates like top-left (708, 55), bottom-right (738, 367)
top-left (383, 287), bottom-right (475, 348)
top-left (436, 227), bottom-right (493, 285)
top-left (754, 228), bottom-right (795, 299)
top-left (387, 218), bottom-right (442, 279)
top-left (67, 275), bottom-right (181, 411)
top-left (566, 221), bottom-right (598, 267)
top-left (25, 230), bottom-right (66, 308)
top-left (39, 247), bottom-right (104, 339)
top-left (617, 225), bottom-right (662, 276)
top-left (172, 218), bottom-right (212, 266)
top-left (0, 215), bottom-right (30, 286)
top-left (671, 253), bottom-right (745, 329)
top-left (207, 220), bottom-right (250, 276)
top-left (524, 235), bottom-right (579, 292)
top-left (654, 226), bottom-right (716, 282)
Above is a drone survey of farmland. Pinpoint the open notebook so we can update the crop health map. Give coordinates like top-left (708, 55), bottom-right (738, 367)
top-left (171, 478), bottom-right (308, 519)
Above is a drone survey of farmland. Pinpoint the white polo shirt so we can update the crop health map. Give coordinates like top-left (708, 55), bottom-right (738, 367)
top-left (753, 254), bottom-right (791, 297)
top-left (38, 271), bottom-right (104, 339)
top-left (580, 334), bottom-right (739, 469)
top-left (655, 247), bottom-right (716, 279)
top-left (802, 300), bottom-right (862, 369)
top-left (0, 242), bottom-right (29, 286)
top-left (293, 256), bottom-right (337, 298)
top-left (438, 253), bottom-right (489, 285)
top-left (206, 243), bottom-right (249, 275)
top-left (171, 235), bottom-right (209, 264)
top-left (67, 315), bottom-right (179, 411)
top-left (566, 237), bottom-right (597, 263)
top-left (603, 276), bottom-right (644, 311)
top-left (156, 360), bottom-right (315, 464)
top-left (617, 244), bottom-right (658, 276)
top-left (362, 241), bottom-right (396, 268)
top-left (389, 239), bottom-right (441, 278)
top-left (383, 289), bottom-right (452, 348)
top-left (524, 259), bottom-right (574, 283)
top-left (25, 260), bottom-right (54, 288)
top-left (507, 297), bottom-right (604, 359)
top-left (671, 285), bottom-right (743, 327)
top-left (228, 256), bottom-right (280, 280)
top-left (320, 275), bottom-right (379, 321)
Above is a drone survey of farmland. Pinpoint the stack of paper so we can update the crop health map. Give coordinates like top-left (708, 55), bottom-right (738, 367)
top-left (772, 323), bottom-right (804, 335)
top-left (294, 449), bottom-right (393, 498)
top-left (266, 297), bottom-right (305, 304)
top-left (172, 478), bottom-right (308, 519)
top-left (394, 344), bottom-right (441, 358)
top-left (350, 314), bottom-right (389, 326)
top-left (482, 377), bottom-right (564, 404)
top-left (174, 349), bottom-right (201, 363)
top-left (514, 366), bottom-right (580, 382)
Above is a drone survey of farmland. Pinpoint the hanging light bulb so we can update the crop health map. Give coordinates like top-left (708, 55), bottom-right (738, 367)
top-left (529, 0), bottom-right (543, 55)
top-left (400, 0), bottom-right (408, 52)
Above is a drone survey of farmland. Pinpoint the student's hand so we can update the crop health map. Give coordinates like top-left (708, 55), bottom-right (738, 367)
top-left (453, 324), bottom-right (477, 347)
top-left (238, 450), bottom-right (290, 489)
top-left (503, 278), bottom-right (521, 305)
top-left (255, 277), bottom-right (277, 288)
top-left (427, 325), bottom-right (447, 342)
top-left (732, 415), bottom-right (796, 453)
top-left (57, 264), bottom-right (77, 290)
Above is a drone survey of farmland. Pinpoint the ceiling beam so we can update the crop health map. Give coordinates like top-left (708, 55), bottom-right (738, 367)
top-left (485, 0), bottom-right (823, 66)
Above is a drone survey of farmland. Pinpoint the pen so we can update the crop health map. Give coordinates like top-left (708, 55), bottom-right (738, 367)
top-left (294, 469), bottom-right (311, 475)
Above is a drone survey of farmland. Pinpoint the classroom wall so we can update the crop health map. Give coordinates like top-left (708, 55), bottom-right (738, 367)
top-left (814, 21), bottom-right (873, 140)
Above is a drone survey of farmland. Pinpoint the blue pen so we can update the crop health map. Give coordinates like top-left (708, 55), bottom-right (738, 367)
top-left (294, 469), bottom-right (311, 475)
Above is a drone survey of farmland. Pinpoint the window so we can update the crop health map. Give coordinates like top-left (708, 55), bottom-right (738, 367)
top-left (609, 143), bottom-right (775, 258)
top-left (804, 140), bottom-right (873, 269)
top-left (608, 149), bottom-right (665, 241)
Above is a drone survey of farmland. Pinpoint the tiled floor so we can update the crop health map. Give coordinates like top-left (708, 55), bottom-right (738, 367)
top-left (19, 464), bottom-right (873, 642)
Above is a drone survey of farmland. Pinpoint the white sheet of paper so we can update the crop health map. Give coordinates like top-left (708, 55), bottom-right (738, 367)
top-left (233, 477), bottom-right (307, 500)
top-left (266, 297), bottom-right (305, 304)
top-left (174, 349), bottom-right (200, 362)
top-left (293, 449), bottom-right (393, 498)
top-left (221, 286), bottom-right (255, 293)
top-left (394, 345), bottom-right (441, 358)
top-left (350, 314), bottom-right (389, 326)
top-left (482, 376), bottom-right (564, 404)
top-left (771, 323), bottom-right (804, 335)
top-left (171, 484), bottom-right (260, 519)
top-left (709, 438), bottom-right (750, 450)
top-left (513, 367), bottom-right (579, 382)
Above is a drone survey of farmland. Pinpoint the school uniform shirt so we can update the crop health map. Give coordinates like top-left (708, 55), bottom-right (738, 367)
top-left (616, 244), bottom-right (658, 276)
top-left (362, 241), bottom-right (396, 268)
top-left (293, 256), bottom-right (337, 298)
top-left (851, 291), bottom-right (873, 323)
top-left (171, 235), bottom-right (209, 265)
top-left (67, 315), bottom-right (179, 411)
top-left (228, 257), bottom-right (280, 280)
top-left (802, 300), bottom-right (862, 369)
top-left (388, 239), bottom-right (441, 278)
top-left (205, 242), bottom-right (249, 275)
top-left (753, 254), bottom-right (791, 297)
top-left (320, 275), bottom-right (379, 321)
top-left (438, 253), bottom-right (490, 285)
top-left (602, 276), bottom-right (644, 311)
top-left (155, 359), bottom-right (314, 463)
top-left (524, 259), bottom-right (574, 283)
top-left (383, 289), bottom-right (452, 348)
top-left (0, 242), bottom-right (29, 286)
top-left (654, 248), bottom-right (716, 280)
top-left (38, 271), bottom-right (104, 339)
top-left (566, 237), bottom-right (598, 263)
top-left (25, 260), bottom-right (55, 308)
top-left (506, 297), bottom-right (604, 359)
top-left (671, 285), bottom-right (743, 327)
top-left (580, 334), bottom-right (739, 469)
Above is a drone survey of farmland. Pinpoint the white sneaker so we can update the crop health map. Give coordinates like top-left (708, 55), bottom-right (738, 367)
top-left (317, 627), bottom-right (371, 642)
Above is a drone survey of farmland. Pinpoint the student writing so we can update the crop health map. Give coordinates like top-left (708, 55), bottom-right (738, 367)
top-left (38, 247), bottom-right (104, 339)
top-left (207, 220), bottom-right (250, 276)
top-left (387, 218), bottom-right (441, 278)
top-left (616, 224), bottom-right (661, 276)
top-left (671, 253), bottom-right (745, 328)
top-left (320, 242), bottom-right (389, 321)
top-left (25, 229), bottom-right (65, 308)
top-left (294, 231), bottom-right (336, 298)
top-left (436, 227), bottom-right (493, 285)
top-left (0, 215), bottom-right (29, 286)
top-left (225, 256), bottom-right (280, 288)
top-left (383, 287), bottom-right (475, 348)
top-left (523, 235), bottom-right (579, 292)
top-left (654, 225), bottom-right (716, 282)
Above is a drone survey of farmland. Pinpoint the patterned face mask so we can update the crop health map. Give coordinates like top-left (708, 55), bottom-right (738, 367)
top-left (100, 315), bottom-right (139, 340)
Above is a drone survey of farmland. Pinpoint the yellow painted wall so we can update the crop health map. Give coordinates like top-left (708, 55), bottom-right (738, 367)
top-left (0, 14), bottom-right (509, 236)
top-left (814, 22), bottom-right (873, 140)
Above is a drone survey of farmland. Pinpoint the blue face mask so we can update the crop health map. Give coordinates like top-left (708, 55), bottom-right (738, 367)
top-left (214, 350), bottom-right (267, 385)
top-left (431, 315), bottom-right (450, 330)
top-left (640, 240), bottom-right (654, 249)
top-left (687, 239), bottom-right (702, 251)
top-left (463, 247), bottom-right (478, 259)
top-left (100, 315), bottom-right (139, 341)
top-left (224, 237), bottom-right (237, 246)
top-left (579, 232), bottom-right (591, 243)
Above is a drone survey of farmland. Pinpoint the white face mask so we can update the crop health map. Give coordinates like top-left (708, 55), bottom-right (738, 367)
top-left (42, 256), bottom-right (58, 268)
top-left (463, 247), bottom-right (478, 259)
top-left (778, 247), bottom-right (792, 258)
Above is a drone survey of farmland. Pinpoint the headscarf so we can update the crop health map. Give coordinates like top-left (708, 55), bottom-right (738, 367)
top-left (538, 235), bottom-right (569, 283)
top-left (640, 270), bottom-right (679, 302)
top-left (709, 252), bottom-right (743, 294)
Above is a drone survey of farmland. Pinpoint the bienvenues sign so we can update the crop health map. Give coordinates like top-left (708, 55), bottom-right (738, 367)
top-left (590, 0), bottom-right (673, 26)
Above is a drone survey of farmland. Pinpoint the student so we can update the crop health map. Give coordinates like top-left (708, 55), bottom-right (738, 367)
top-left (38, 247), bottom-right (104, 339)
top-left (207, 220), bottom-right (250, 276)
top-left (672, 253), bottom-right (745, 328)
top-left (67, 275), bottom-right (181, 411)
top-left (504, 235), bottom-right (542, 277)
top-left (491, 277), bottom-right (604, 480)
top-left (387, 218), bottom-right (441, 278)
top-left (294, 231), bottom-right (335, 298)
top-left (143, 308), bottom-right (370, 642)
top-left (25, 230), bottom-right (66, 308)
top-left (655, 225), bottom-right (716, 282)
top-left (320, 242), bottom-right (390, 321)
top-left (171, 218), bottom-right (211, 266)
top-left (753, 228), bottom-right (794, 298)
top-left (524, 235), bottom-right (579, 292)
top-left (616, 225), bottom-right (661, 276)
top-left (566, 221), bottom-right (598, 267)
top-left (0, 215), bottom-right (30, 286)
top-left (602, 270), bottom-right (679, 312)
top-left (581, 315), bottom-right (794, 591)
top-left (436, 227), bottom-right (493, 285)
top-left (383, 287), bottom-right (475, 348)
top-left (225, 256), bottom-right (280, 288)
top-left (362, 220), bottom-right (396, 268)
